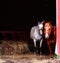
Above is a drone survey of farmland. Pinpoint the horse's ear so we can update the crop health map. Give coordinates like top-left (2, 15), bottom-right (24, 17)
top-left (49, 21), bottom-right (52, 25)
top-left (38, 21), bottom-right (40, 25)
top-left (42, 20), bottom-right (45, 24)
top-left (49, 21), bottom-right (52, 23)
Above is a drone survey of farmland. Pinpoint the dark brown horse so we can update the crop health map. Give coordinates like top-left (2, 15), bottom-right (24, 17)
top-left (44, 21), bottom-right (56, 57)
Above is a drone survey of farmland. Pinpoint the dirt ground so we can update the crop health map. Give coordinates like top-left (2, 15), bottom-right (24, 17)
top-left (0, 54), bottom-right (60, 63)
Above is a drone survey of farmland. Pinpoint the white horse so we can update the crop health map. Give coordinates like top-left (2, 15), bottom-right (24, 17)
top-left (30, 21), bottom-right (44, 54)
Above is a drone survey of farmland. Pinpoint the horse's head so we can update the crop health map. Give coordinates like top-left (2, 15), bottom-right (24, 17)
top-left (38, 21), bottom-right (45, 35)
top-left (38, 21), bottom-right (44, 29)
top-left (44, 21), bottom-right (52, 39)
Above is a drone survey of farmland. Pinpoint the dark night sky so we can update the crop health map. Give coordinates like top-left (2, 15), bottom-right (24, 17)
top-left (0, 0), bottom-right (56, 32)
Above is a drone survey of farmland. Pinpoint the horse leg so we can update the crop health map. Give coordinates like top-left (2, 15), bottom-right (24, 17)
top-left (33, 39), bottom-right (37, 55)
top-left (47, 43), bottom-right (52, 57)
top-left (39, 39), bottom-right (43, 55)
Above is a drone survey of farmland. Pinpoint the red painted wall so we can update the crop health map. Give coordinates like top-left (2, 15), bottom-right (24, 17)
top-left (55, 0), bottom-right (60, 54)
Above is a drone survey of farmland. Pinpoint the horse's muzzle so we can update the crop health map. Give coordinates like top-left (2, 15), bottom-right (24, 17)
top-left (45, 33), bottom-right (49, 39)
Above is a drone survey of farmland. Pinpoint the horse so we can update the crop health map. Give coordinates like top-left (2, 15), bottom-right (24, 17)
top-left (44, 21), bottom-right (56, 57)
top-left (30, 21), bottom-right (44, 54)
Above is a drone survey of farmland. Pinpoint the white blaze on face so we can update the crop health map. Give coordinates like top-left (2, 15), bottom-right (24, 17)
top-left (44, 23), bottom-right (51, 39)
top-left (45, 26), bottom-right (50, 38)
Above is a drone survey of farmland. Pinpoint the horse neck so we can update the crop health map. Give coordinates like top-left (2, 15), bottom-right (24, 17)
top-left (51, 26), bottom-right (56, 33)
top-left (49, 26), bottom-right (56, 39)
top-left (52, 26), bottom-right (56, 37)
